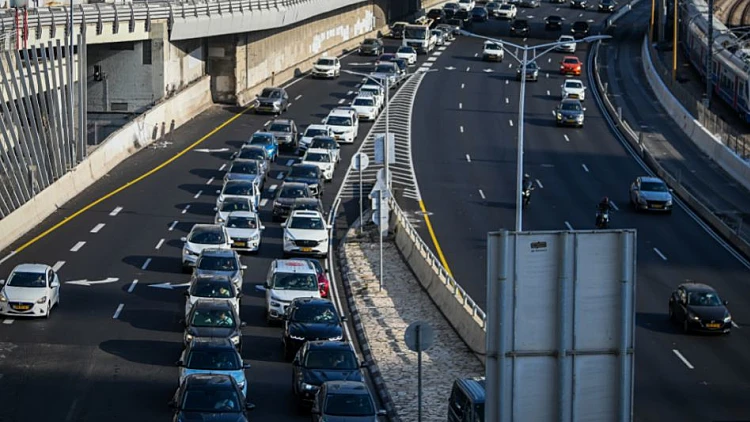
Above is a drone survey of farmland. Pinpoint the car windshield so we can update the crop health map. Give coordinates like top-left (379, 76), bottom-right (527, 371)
top-left (186, 350), bottom-right (241, 371)
top-left (261, 88), bottom-right (281, 99)
top-left (397, 47), bottom-right (413, 54)
top-left (404, 27), bottom-right (427, 39)
top-left (289, 166), bottom-right (319, 179)
top-left (574, 22), bottom-right (588, 29)
top-left (305, 127), bottom-right (328, 137)
top-left (563, 58), bottom-right (579, 64)
top-left (500, 4), bottom-right (512, 9)
top-left (514, 21), bottom-right (528, 27)
top-left (304, 349), bottom-right (358, 369)
top-left (324, 393), bottom-right (375, 417)
top-left (566, 81), bottom-right (584, 89)
top-left (641, 181), bottom-right (668, 191)
top-left (292, 303), bottom-right (339, 323)
top-left (198, 256), bottom-right (238, 272)
top-left (485, 43), bottom-right (501, 50)
top-left (290, 216), bottom-right (325, 230)
top-left (560, 36), bottom-right (574, 42)
top-left (306, 152), bottom-right (331, 163)
top-left (238, 148), bottom-right (266, 160)
top-left (224, 183), bottom-right (254, 196)
top-left (361, 87), bottom-right (380, 96)
top-left (459, 0), bottom-right (470, 3)
top-left (317, 59), bottom-right (335, 66)
top-left (560, 102), bottom-right (582, 111)
top-left (293, 201), bottom-right (321, 213)
top-left (226, 216), bottom-right (257, 229)
top-left (268, 123), bottom-right (291, 132)
top-left (271, 273), bottom-right (318, 291)
top-left (363, 38), bottom-right (378, 45)
top-left (190, 309), bottom-right (237, 328)
top-left (688, 291), bottom-right (723, 306)
top-left (8, 271), bottom-right (46, 287)
top-left (190, 279), bottom-right (234, 298)
top-left (189, 229), bottom-right (226, 245)
top-left (250, 135), bottom-right (273, 146)
top-left (280, 186), bottom-right (308, 199)
top-left (548, 15), bottom-right (561, 21)
top-left (353, 98), bottom-right (375, 107)
top-left (326, 116), bottom-right (353, 126)
top-left (310, 138), bottom-right (336, 149)
top-left (182, 388), bottom-right (241, 413)
top-left (374, 64), bottom-right (396, 74)
top-left (229, 161), bottom-right (258, 175)
top-left (525, 62), bottom-right (538, 70)
top-left (220, 200), bottom-right (251, 213)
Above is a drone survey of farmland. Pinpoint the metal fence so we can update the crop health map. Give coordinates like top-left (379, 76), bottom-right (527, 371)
top-left (647, 42), bottom-right (750, 160)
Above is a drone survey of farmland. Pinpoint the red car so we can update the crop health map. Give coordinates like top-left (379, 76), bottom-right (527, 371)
top-left (560, 56), bottom-right (582, 76)
top-left (302, 258), bottom-right (330, 298)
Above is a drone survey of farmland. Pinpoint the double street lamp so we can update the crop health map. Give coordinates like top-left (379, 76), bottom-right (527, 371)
top-left (460, 30), bottom-right (611, 232)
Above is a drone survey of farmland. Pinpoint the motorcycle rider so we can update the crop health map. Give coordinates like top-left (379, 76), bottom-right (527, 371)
top-left (522, 174), bottom-right (534, 207)
top-left (596, 196), bottom-right (612, 227)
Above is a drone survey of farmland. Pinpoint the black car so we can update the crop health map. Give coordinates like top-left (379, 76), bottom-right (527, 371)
top-left (570, 0), bottom-right (587, 8)
top-left (510, 19), bottom-right (530, 37)
top-left (669, 283), bottom-right (732, 334)
top-left (177, 338), bottom-right (251, 395)
top-left (443, 2), bottom-right (460, 18)
top-left (292, 341), bottom-right (365, 404)
top-left (427, 8), bottom-right (446, 24)
top-left (389, 22), bottom-right (406, 39)
top-left (272, 182), bottom-right (312, 221)
top-left (254, 87), bottom-right (289, 115)
top-left (446, 18), bottom-right (465, 34)
top-left (311, 381), bottom-right (386, 421)
top-left (358, 38), bottom-right (383, 56)
top-left (184, 300), bottom-right (245, 351)
top-left (376, 53), bottom-right (396, 65)
top-left (571, 20), bottom-right (590, 38)
top-left (518, 0), bottom-right (540, 7)
top-left (471, 6), bottom-right (489, 21)
top-left (598, 0), bottom-right (616, 11)
top-left (291, 197), bottom-right (325, 215)
top-left (454, 10), bottom-right (473, 28)
top-left (169, 374), bottom-right (255, 421)
top-left (285, 164), bottom-right (323, 197)
top-left (545, 15), bottom-right (564, 30)
top-left (516, 61), bottom-right (540, 81)
top-left (486, 1), bottom-right (501, 17)
top-left (282, 297), bottom-right (345, 359)
top-left (550, 0), bottom-right (566, 3)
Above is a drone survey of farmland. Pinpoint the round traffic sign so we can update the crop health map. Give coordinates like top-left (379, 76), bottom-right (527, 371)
top-left (351, 152), bottom-right (370, 171)
top-left (404, 321), bottom-right (434, 352)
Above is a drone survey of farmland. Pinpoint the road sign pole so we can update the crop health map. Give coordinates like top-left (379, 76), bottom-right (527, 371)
top-left (379, 188), bottom-right (384, 291)
top-left (359, 165), bottom-right (364, 235)
top-left (417, 324), bottom-right (423, 422)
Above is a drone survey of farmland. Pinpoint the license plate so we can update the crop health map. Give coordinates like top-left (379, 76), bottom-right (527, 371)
top-left (234, 242), bottom-right (246, 247)
top-left (13, 305), bottom-right (30, 310)
top-left (300, 247), bottom-right (313, 252)
top-left (334, 135), bottom-right (342, 140)
top-left (652, 204), bottom-right (663, 209)
top-left (706, 323), bottom-right (721, 329)
top-left (569, 94), bottom-right (578, 98)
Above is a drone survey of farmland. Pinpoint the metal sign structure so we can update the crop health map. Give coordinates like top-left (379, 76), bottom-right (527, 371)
top-left (485, 229), bottom-right (636, 422)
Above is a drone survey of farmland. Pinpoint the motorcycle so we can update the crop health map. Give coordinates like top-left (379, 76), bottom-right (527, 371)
top-left (522, 185), bottom-right (534, 208)
top-left (595, 210), bottom-right (610, 229)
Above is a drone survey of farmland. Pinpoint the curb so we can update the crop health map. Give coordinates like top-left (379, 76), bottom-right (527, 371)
top-left (336, 219), bottom-right (401, 422)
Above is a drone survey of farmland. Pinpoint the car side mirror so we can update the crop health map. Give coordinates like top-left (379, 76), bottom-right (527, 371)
top-left (341, 315), bottom-right (347, 322)
top-left (180, 237), bottom-right (187, 242)
top-left (240, 321), bottom-right (247, 327)
top-left (175, 360), bottom-right (184, 366)
top-left (360, 360), bottom-right (367, 368)
top-left (377, 409), bottom-right (387, 416)
top-left (723, 300), bottom-right (729, 305)
top-left (280, 222), bottom-right (287, 228)
top-left (246, 403), bottom-right (256, 411)
top-left (241, 265), bottom-right (248, 270)
top-left (260, 225), bottom-right (266, 231)
top-left (243, 360), bottom-right (252, 369)
top-left (265, 281), bottom-right (271, 288)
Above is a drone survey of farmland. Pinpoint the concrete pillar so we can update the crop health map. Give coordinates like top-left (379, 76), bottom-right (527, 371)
top-left (206, 35), bottom-right (238, 104)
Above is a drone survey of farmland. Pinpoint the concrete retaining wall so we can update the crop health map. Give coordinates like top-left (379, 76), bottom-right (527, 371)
top-left (641, 39), bottom-right (750, 192)
top-left (0, 76), bottom-right (212, 253)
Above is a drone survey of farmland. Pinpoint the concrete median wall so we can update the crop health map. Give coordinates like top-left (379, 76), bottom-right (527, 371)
top-left (0, 76), bottom-right (212, 253)
top-left (641, 39), bottom-right (750, 192)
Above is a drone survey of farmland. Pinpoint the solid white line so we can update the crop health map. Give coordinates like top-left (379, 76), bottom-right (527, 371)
top-left (535, 179), bottom-right (543, 188)
top-left (127, 279), bottom-right (138, 293)
top-left (505, 98), bottom-right (509, 104)
top-left (509, 120), bottom-right (514, 127)
top-left (461, 83), bottom-right (465, 89)
top-left (193, 190), bottom-right (202, 199)
top-left (459, 126), bottom-right (464, 133)
top-left (610, 201), bottom-right (619, 211)
top-left (219, 163), bottom-right (226, 171)
top-left (113, 304), bottom-right (124, 319)
top-left (206, 177), bottom-right (215, 185)
top-left (181, 205), bottom-right (191, 214)
top-left (155, 239), bottom-right (165, 250)
top-left (338, 98), bottom-right (346, 104)
top-left (459, 102), bottom-right (462, 109)
top-left (582, 164), bottom-right (589, 172)
top-left (466, 154), bottom-right (471, 163)
top-left (259, 198), bottom-right (269, 207)
top-left (478, 189), bottom-right (486, 199)
top-left (52, 261), bottom-right (66, 272)
top-left (295, 94), bottom-right (302, 100)
top-left (90, 223), bottom-right (105, 233)
top-left (466, 66), bottom-right (470, 72)
top-left (269, 184), bottom-right (278, 192)
top-left (168, 220), bottom-right (178, 231)
top-left (141, 258), bottom-right (152, 270)
top-left (109, 206), bottom-right (123, 217)
top-left (653, 248), bottom-right (668, 261)
top-left (0, 251), bottom-right (16, 266)
top-left (672, 349), bottom-right (694, 369)
top-left (2, 319), bottom-right (13, 325)
top-left (70, 241), bottom-right (86, 252)
top-left (285, 159), bottom-right (295, 166)
top-left (565, 221), bottom-right (574, 231)
top-left (276, 172), bottom-right (284, 179)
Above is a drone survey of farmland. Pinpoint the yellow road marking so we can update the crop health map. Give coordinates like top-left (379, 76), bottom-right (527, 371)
top-left (418, 199), bottom-right (454, 278)
top-left (10, 105), bottom-right (255, 256)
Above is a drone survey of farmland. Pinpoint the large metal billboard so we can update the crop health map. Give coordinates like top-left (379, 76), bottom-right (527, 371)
top-left (485, 230), bottom-right (636, 422)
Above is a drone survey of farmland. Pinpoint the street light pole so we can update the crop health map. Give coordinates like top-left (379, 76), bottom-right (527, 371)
top-left (706, 0), bottom-right (714, 108)
top-left (384, 76), bottom-right (390, 190)
top-left (515, 47), bottom-right (528, 232)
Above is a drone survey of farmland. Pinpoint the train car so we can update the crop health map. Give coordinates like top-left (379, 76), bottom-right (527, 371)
top-left (681, 0), bottom-right (750, 122)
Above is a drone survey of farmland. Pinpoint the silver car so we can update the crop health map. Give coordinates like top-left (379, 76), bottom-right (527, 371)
top-left (214, 197), bottom-right (255, 224)
top-left (555, 98), bottom-right (585, 127)
top-left (431, 29), bottom-right (446, 46)
top-left (629, 176), bottom-right (674, 213)
top-left (193, 248), bottom-right (246, 291)
top-left (232, 145), bottom-right (270, 174)
top-left (264, 118), bottom-right (298, 151)
top-left (435, 24), bottom-right (456, 40)
top-left (224, 159), bottom-right (265, 189)
top-left (370, 62), bottom-right (401, 88)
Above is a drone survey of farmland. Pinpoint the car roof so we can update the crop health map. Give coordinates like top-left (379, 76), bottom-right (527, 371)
top-left (261, 87), bottom-right (284, 94)
top-left (268, 118), bottom-right (293, 125)
top-left (184, 373), bottom-right (237, 388)
top-left (324, 380), bottom-right (371, 394)
top-left (307, 148), bottom-right (333, 155)
top-left (679, 282), bottom-right (717, 293)
top-left (354, 92), bottom-right (375, 99)
top-left (224, 179), bottom-right (255, 187)
top-left (193, 299), bottom-right (235, 311)
top-left (230, 158), bottom-right (259, 166)
top-left (273, 259), bottom-right (317, 274)
top-left (294, 197), bottom-right (322, 204)
top-left (191, 224), bottom-right (223, 233)
top-left (564, 79), bottom-right (584, 84)
top-left (307, 340), bottom-right (356, 352)
top-left (311, 135), bottom-right (336, 143)
top-left (291, 297), bottom-right (333, 307)
top-left (560, 98), bottom-right (582, 105)
top-left (327, 108), bottom-right (356, 117)
top-left (189, 337), bottom-right (237, 350)
top-left (281, 181), bottom-right (308, 189)
top-left (252, 131), bottom-right (275, 138)
top-left (11, 263), bottom-right (50, 273)
top-left (191, 273), bottom-right (233, 283)
top-left (305, 124), bottom-right (329, 130)
top-left (292, 163), bottom-right (321, 170)
top-left (640, 176), bottom-right (665, 183)
top-left (563, 55), bottom-right (580, 60)
top-left (560, 35), bottom-right (574, 39)
top-left (290, 210), bottom-right (324, 218)
top-left (199, 248), bottom-right (237, 258)
top-left (225, 210), bottom-right (258, 219)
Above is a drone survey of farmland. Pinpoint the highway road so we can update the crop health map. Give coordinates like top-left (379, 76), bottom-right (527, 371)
top-left (0, 38), bottom-right (418, 420)
top-left (408, 5), bottom-right (750, 422)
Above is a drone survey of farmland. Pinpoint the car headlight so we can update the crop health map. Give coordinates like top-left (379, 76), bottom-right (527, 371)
top-left (688, 312), bottom-right (700, 321)
top-left (270, 301), bottom-right (281, 307)
top-left (216, 217), bottom-right (225, 223)
top-left (556, 113), bottom-right (562, 119)
top-left (666, 199), bottom-right (673, 206)
top-left (301, 382), bottom-right (317, 391)
top-left (237, 381), bottom-right (246, 389)
top-left (273, 100), bottom-right (281, 106)
top-left (290, 334), bottom-right (306, 341)
top-left (724, 315), bottom-right (732, 323)
top-left (230, 335), bottom-right (241, 344)
top-left (328, 335), bottom-right (343, 341)
top-left (36, 296), bottom-right (47, 304)
top-left (637, 197), bottom-right (647, 204)
top-left (577, 115), bottom-right (584, 120)
top-left (0, 291), bottom-right (7, 302)
top-left (184, 333), bottom-right (194, 343)
top-left (250, 233), bottom-right (260, 240)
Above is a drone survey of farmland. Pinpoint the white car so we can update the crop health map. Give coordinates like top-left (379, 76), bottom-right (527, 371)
top-left (359, 83), bottom-right (385, 110)
top-left (181, 224), bottom-right (232, 270)
top-left (214, 197), bottom-right (254, 225)
top-left (282, 210), bottom-right (330, 258)
top-left (184, 274), bottom-right (241, 318)
top-left (265, 259), bottom-right (321, 323)
top-left (299, 124), bottom-right (333, 152)
top-left (223, 210), bottom-right (264, 253)
top-left (307, 135), bottom-right (341, 163)
top-left (561, 79), bottom-right (587, 101)
top-left (216, 180), bottom-right (261, 211)
top-left (396, 46), bottom-right (417, 65)
top-left (482, 40), bottom-right (504, 62)
top-left (350, 93), bottom-right (379, 121)
top-left (0, 263), bottom-right (60, 318)
top-left (311, 56), bottom-right (341, 79)
top-left (496, 4), bottom-right (517, 19)
top-left (556, 35), bottom-right (577, 53)
top-left (458, 0), bottom-right (475, 10)
top-left (432, 29), bottom-right (446, 46)
top-left (322, 108), bottom-right (359, 144)
top-left (302, 148), bottom-right (336, 182)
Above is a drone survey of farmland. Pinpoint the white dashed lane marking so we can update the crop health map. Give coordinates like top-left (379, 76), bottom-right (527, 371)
top-left (509, 120), bottom-right (514, 127)
top-left (128, 279), bottom-right (139, 293)
top-left (466, 154), bottom-right (471, 163)
top-left (285, 159), bottom-right (295, 166)
top-left (90, 223), bottom-right (105, 233)
top-left (672, 349), bottom-right (694, 369)
top-left (466, 66), bottom-right (471, 72)
top-left (206, 177), bottom-right (215, 185)
top-left (478, 189), bottom-right (486, 199)
top-left (155, 239), bottom-right (165, 250)
top-left (109, 207), bottom-right (123, 217)
top-left (459, 103), bottom-right (463, 109)
top-left (181, 205), bottom-right (191, 214)
top-left (260, 198), bottom-right (269, 207)
top-left (70, 241), bottom-right (86, 252)
top-left (113, 304), bottom-right (125, 319)
top-left (610, 201), bottom-right (619, 211)
top-left (505, 98), bottom-right (509, 104)
top-left (582, 164), bottom-right (589, 172)
top-left (564, 134), bottom-right (570, 142)
top-left (565, 221), bottom-right (574, 231)
top-left (535, 179), bottom-right (543, 188)
top-left (461, 83), bottom-right (465, 89)
top-left (654, 248), bottom-right (668, 261)
top-left (219, 163), bottom-right (226, 171)
top-left (276, 172), bottom-right (284, 180)
top-left (141, 258), bottom-right (152, 270)
top-left (460, 126), bottom-right (464, 133)
top-left (52, 261), bottom-right (66, 272)
top-left (2, 319), bottom-right (13, 325)
top-left (194, 190), bottom-right (202, 199)
top-left (169, 220), bottom-right (178, 231)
